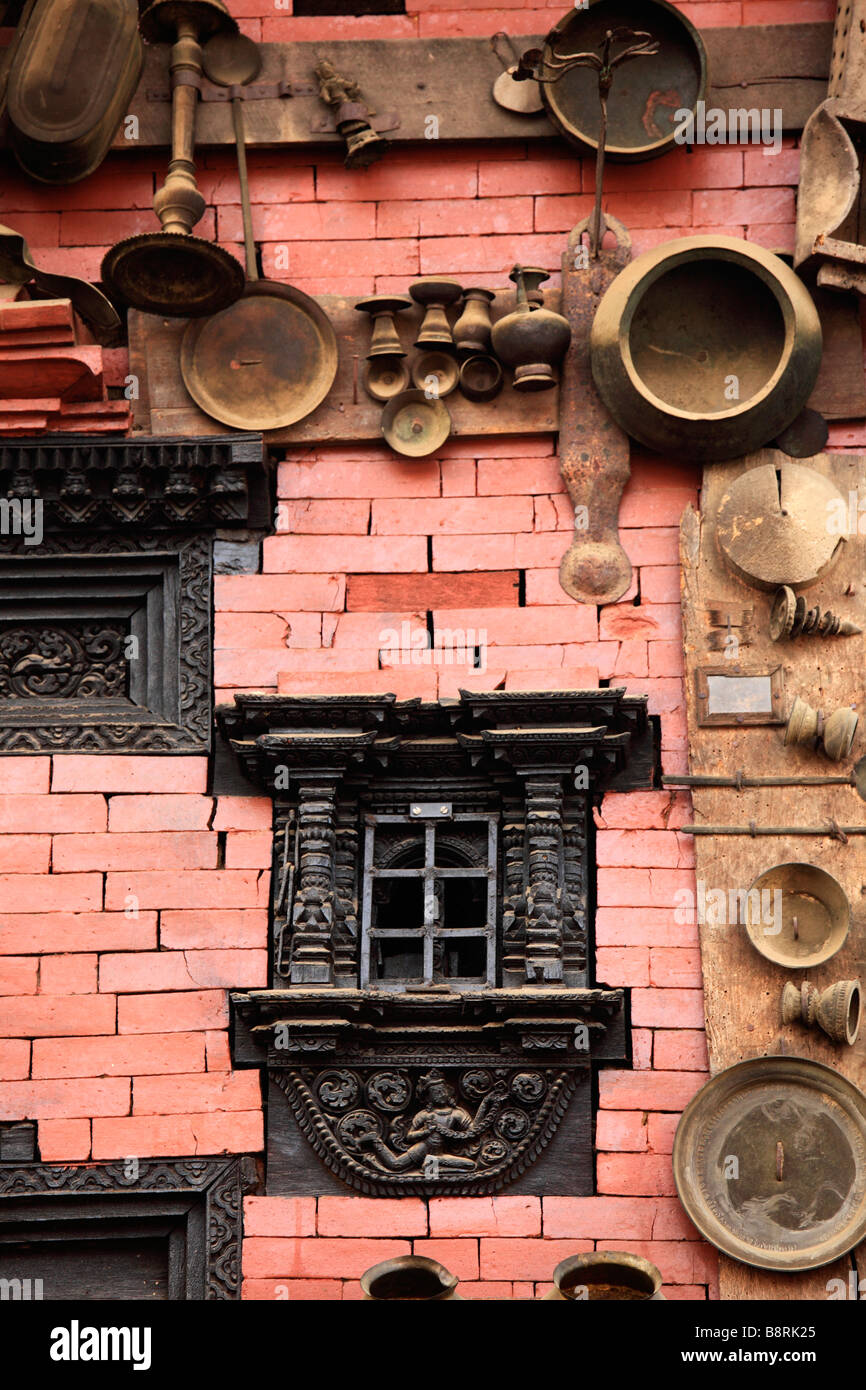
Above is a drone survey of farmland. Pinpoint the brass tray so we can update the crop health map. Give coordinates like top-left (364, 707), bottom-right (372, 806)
top-left (180, 281), bottom-right (338, 431)
top-left (673, 1057), bottom-right (866, 1271)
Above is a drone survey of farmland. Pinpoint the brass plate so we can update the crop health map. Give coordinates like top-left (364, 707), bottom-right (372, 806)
top-left (381, 389), bottom-right (451, 457)
top-left (716, 460), bottom-right (846, 591)
top-left (673, 1057), bottom-right (866, 1271)
top-left (181, 281), bottom-right (338, 429)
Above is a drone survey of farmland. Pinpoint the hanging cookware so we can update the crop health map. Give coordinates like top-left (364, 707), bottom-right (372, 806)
top-left (411, 351), bottom-right (459, 398)
top-left (490, 31), bottom-right (544, 116)
top-left (741, 862), bottom-right (850, 970)
top-left (459, 354), bottom-right (503, 402)
top-left (769, 586), bottom-right (861, 642)
top-left (100, 0), bottom-right (245, 319)
top-left (591, 236), bottom-right (823, 461)
top-left (5, 0), bottom-right (142, 184)
top-left (0, 223), bottom-right (120, 342)
top-left (361, 1256), bottom-right (461, 1301)
top-left (543, 1251), bottom-right (665, 1301)
top-left (673, 1057), bottom-right (866, 1271)
top-left (529, 0), bottom-right (706, 161)
top-left (453, 287), bottom-right (495, 356)
top-left (363, 357), bottom-right (410, 402)
top-left (355, 295), bottom-right (411, 358)
top-left (409, 278), bottom-right (462, 350)
top-left (381, 389), bottom-right (451, 458)
top-left (179, 31), bottom-right (338, 431)
top-left (784, 695), bottom-right (859, 763)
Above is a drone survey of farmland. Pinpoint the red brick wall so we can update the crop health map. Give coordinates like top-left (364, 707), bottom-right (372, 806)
top-left (0, 0), bottom-right (827, 1299)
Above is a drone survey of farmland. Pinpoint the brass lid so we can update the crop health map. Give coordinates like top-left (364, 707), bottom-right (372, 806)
top-left (673, 1057), bottom-right (866, 1271)
top-left (381, 389), bottom-right (451, 457)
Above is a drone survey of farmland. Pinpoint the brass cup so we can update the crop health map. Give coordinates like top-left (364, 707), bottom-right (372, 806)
top-left (411, 350), bottom-right (459, 398)
top-left (363, 356), bottom-right (410, 402)
top-left (409, 277), bottom-right (462, 350)
top-left (453, 286), bottom-right (495, 355)
top-left (781, 979), bottom-right (862, 1046)
top-left (459, 354), bottom-right (504, 402)
top-left (355, 294), bottom-right (412, 359)
top-left (742, 861), bottom-right (850, 969)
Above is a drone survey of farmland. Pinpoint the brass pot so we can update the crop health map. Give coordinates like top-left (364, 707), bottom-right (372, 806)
top-left (491, 265), bottom-right (571, 392)
top-left (590, 235), bottom-right (822, 460)
top-left (360, 1256), bottom-right (461, 1301)
top-left (543, 1251), bottom-right (665, 1301)
top-left (453, 287), bottom-right (495, 355)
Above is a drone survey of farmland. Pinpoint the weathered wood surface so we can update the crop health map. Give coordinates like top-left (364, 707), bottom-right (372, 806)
top-left (681, 448), bottom-right (866, 1301)
top-left (92, 26), bottom-right (834, 154)
top-left (128, 290), bottom-right (561, 441)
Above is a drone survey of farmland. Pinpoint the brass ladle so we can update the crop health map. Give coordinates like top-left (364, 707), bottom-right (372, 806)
top-left (202, 32), bottom-right (262, 280)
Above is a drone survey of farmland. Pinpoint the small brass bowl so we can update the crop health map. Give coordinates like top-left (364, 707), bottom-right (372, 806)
top-left (742, 861), bottom-right (850, 969)
top-left (364, 356), bottom-right (410, 402)
top-left (459, 353), bottom-right (504, 402)
top-left (411, 350), bottom-right (459, 398)
top-left (381, 389), bottom-right (451, 458)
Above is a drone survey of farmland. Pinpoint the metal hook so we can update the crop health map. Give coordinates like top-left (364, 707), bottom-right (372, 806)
top-left (490, 30), bottom-right (522, 71)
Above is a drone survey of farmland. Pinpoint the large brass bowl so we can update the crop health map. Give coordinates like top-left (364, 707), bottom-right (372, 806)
top-left (590, 236), bottom-right (823, 461)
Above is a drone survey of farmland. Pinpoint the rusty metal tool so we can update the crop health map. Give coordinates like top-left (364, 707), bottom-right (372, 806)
top-left (662, 755), bottom-right (866, 799)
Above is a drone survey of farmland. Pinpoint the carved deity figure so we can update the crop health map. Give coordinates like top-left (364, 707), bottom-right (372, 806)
top-left (358, 1069), bottom-right (506, 1172)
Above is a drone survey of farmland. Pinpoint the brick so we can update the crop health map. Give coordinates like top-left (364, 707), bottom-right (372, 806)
top-left (1, 994), bottom-right (116, 1038)
top-left (0, 794), bottom-right (106, 833)
top-left (278, 454), bottom-right (439, 499)
top-left (653, 1029), bottom-right (709, 1072)
top-left (105, 870), bottom-right (266, 911)
top-left (596, 867), bottom-right (696, 908)
top-left (326, 611), bottom-right (425, 650)
top-left (622, 527), bottom-right (680, 566)
top-left (600, 1070), bottom-right (705, 1112)
top-left (108, 795), bottom-right (215, 832)
top-left (277, 499), bottom-right (371, 534)
top-left (0, 911), bottom-right (157, 955)
top-left (243, 1197), bottom-right (316, 1237)
top-left (476, 455), bottom-right (560, 495)
top-left (215, 612), bottom-right (321, 650)
top-left (275, 668), bottom-right (439, 700)
top-left (51, 757), bottom-right (207, 793)
top-left (441, 457), bottom-right (476, 496)
top-left (159, 909), bottom-right (268, 950)
top-left (242, 1278), bottom-right (342, 1300)
top-left (599, 603), bottom-right (682, 642)
top-left (596, 947), bottom-right (649, 987)
top-left (263, 535), bottom-right (427, 573)
top-left (479, 1238), bottom-right (593, 1281)
top-left (597, 790), bottom-right (689, 830)
top-left (632, 1028), bottom-right (653, 1070)
top-left (479, 156), bottom-right (577, 198)
top-left (536, 190), bottom-right (692, 231)
top-left (412, 1239), bottom-right (479, 1280)
top-left (0, 1039), bottom-right (30, 1080)
top-left (261, 238), bottom-right (417, 281)
top-left (647, 1113), bottom-right (679, 1154)
top-left (649, 947), bottom-right (703, 988)
top-left (372, 496), bottom-right (533, 534)
top-left (433, 604), bottom-right (597, 645)
top-left (0, 956), bottom-right (38, 993)
top-left (650, 1197), bottom-right (702, 1242)
top-left (0, 835), bottom-right (51, 872)
top-left (206, 1031), bottom-right (231, 1071)
top-left (98, 949), bottom-right (266, 993)
top-left (432, 532), bottom-right (565, 570)
top-left (221, 201), bottom-right (375, 243)
top-left (597, 1152), bottom-right (677, 1196)
top-left (0, 1077), bottom-right (129, 1120)
top-left (224, 833), bottom-right (273, 869)
top-left (40, 954), bottom-right (98, 994)
top-left (212, 798), bottom-right (272, 831)
top-left (622, 1239), bottom-right (718, 1286)
top-left (346, 571), bottom-right (519, 610)
top-left (32, 1032), bottom-right (206, 1079)
top-left (52, 831), bottom-right (218, 872)
top-left (38, 1117), bottom-right (91, 1160)
top-left (743, 146), bottom-right (799, 187)
top-left (428, 1195), bottom-right (540, 1237)
top-left (91, 1110), bottom-right (263, 1158)
top-left (596, 829), bottom-right (690, 869)
top-left (421, 233), bottom-right (563, 276)
top-left (0, 874), bottom-right (102, 914)
top-left (242, 1237), bottom-right (411, 1280)
top-left (693, 187), bottom-right (794, 225)
top-left (543, 1196), bottom-right (656, 1240)
top-left (117, 990), bottom-right (228, 1034)
top-left (0, 758), bottom-right (50, 792)
top-left (316, 157), bottom-right (477, 202)
top-left (596, 1110), bottom-right (649, 1152)
top-left (631, 988), bottom-right (705, 1029)
top-left (215, 573), bottom-right (345, 612)
top-left (132, 1071), bottom-right (261, 1115)
top-left (457, 1282), bottom-right (515, 1301)
top-left (317, 1197), bottom-right (427, 1237)
top-left (421, 196), bottom-right (533, 236)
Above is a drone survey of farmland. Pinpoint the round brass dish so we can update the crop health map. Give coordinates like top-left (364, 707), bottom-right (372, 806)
top-left (180, 280), bottom-right (338, 429)
top-left (673, 1057), bottom-right (866, 1271)
top-left (364, 357), bottom-right (410, 402)
top-left (540, 0), bottom-right (706, 161)
top-left (381, 389), bottom-right (451, 458)
top-left (742, 861), bottom-right (850, 969)
top-left (716, 461), bottom-right (846, 591)
top-left (411, 350), bottom-right (459, 398)
top-left (100, 232), bottom-right (245, 319)
top-left (590, 236), bottom-right (822, 461)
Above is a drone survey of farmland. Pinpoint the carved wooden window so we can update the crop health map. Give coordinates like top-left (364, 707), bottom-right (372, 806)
top-left (361, 812), bottom-right (498, 990)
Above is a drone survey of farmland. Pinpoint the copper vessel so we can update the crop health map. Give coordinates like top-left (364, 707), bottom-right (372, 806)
top-left (590, 236), bottom-right (822, 460)
top-left (6, 0), bottom-right (143, 184)
top-left (781, 979), bottom-right (862, 1046)
top-left (361, 1256), bottom-right (460, 1301)
top-left (453, 287), bottom-right (495, 355)
top-left (543, 1251), bottom-right (665, 1301)
top-left (491, 266), bottom-right (571, 392)
top-left (742, 861), bottom-right (850, 970)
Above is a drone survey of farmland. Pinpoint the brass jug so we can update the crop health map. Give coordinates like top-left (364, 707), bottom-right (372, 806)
top-left (491, 265), bottom-right (570, 391)
top-left (360, 1255), bottom-right (461, 1301)
top-left (543, 1251), bottom-right (665, 1301)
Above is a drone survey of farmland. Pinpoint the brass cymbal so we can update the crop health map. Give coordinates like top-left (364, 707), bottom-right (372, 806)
top-left (100, 233), bottom-right (245, 318)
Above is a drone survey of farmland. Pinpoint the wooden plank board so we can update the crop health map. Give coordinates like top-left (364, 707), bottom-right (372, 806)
top-left (128, 290), bottom-right (561, 442)
top-left (680, 448), bottom-right (866, 1300)
top-left (91, 26), bottom-right (833, 154)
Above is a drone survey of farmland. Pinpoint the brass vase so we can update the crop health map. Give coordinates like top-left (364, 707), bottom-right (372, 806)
top-left (360, 1255), bottom-right (461, 1301)
top-left (543, 1251), bottom-right (665, 1301)
top-left (453, 287), bottom-right (495, 355)
top-left (491, 265), bottom-right (570, 391)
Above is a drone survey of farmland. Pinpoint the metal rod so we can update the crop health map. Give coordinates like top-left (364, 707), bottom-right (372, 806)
top-left (681, 824), bottom-right (866, 836)
top-left (662, 773), bottom-right (855, 789)
top-left (231, 97), bottom-right (257, 281)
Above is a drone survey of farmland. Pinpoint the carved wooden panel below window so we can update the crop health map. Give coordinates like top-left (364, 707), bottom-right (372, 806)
top-left (0, 537), bottom-right (211, 752)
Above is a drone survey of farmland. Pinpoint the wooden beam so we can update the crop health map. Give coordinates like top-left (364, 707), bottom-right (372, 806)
top-left (104, 24), bottom-right (832, 155)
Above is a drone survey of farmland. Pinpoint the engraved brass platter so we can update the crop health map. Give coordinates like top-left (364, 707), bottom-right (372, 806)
top-left (673, 1057), bottom-right (866, 1271)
